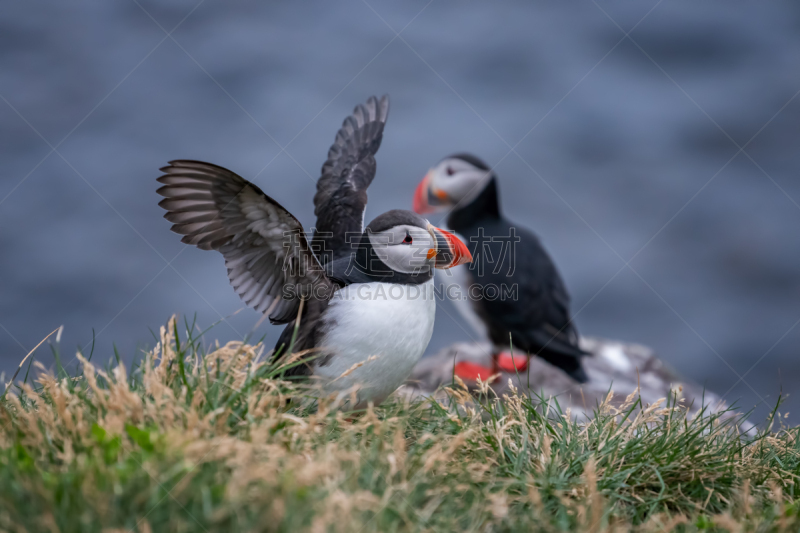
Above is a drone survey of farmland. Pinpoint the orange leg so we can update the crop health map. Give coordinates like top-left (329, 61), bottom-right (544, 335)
top-left (453, 361), bottom-right (495, 382)
top-left (453, 352), bottom-right (531, 382)
top-left (495, 351), bottom-right (530, 373)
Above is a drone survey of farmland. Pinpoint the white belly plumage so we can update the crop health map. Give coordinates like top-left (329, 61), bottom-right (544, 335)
top-left (313, 279), bottom-right (436, 406)
top-left (443, 263), bottom-right (489, 341)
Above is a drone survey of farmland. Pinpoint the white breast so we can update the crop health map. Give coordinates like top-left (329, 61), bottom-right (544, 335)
top-left (442, 264), bottom-right (489, 341)
top-left (314, 279), bottom-right (436, 407)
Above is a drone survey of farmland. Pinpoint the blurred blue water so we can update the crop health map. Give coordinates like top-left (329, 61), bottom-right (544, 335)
top-left (1, 1), bottom-right (799, 421)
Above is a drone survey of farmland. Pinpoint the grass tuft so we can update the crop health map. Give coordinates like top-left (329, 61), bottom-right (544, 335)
top-left (0, 316), bottom-right (798, 532)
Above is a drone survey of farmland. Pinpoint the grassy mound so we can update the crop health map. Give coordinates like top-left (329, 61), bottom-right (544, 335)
top-left (0, 317), bottom-right (798, 532)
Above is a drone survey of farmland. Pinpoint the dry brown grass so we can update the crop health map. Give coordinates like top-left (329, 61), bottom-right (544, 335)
top-left (0, 316), bottom-right (798, 532)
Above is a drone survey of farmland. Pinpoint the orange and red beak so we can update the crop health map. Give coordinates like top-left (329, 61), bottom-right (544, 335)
top-left (427, 224), bottom-right (472, 269)
top-left (413, 172), bottom-right (448, 214)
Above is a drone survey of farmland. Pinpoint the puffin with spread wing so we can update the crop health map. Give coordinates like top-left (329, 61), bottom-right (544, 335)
top-left (413, 153), bottom-right (589, 382)
top-left (157, 96), bottom-right (471, 407)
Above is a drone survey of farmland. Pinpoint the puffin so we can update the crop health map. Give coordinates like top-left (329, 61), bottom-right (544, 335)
top-left (412, 153), bottom-right (589, 382)
top-left (156, 96), bottom-right (471, 407)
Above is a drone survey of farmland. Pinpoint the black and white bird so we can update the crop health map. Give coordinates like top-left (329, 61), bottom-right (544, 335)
top-left (413, 153), bottom-right (589, 382)
top-left (156, 96), bottom-right (471, 407)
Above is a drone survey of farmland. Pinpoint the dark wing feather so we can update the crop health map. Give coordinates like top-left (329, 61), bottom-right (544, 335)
top-left (157, 160), bottom-right (332, 325)
top-left (312, 95), bottom-right (389, 264)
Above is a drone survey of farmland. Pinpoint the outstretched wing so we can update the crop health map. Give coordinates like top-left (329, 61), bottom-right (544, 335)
top-left (312, 95), bottom-right (390, 264)
top-left (157, 160), bottom-right (332, 325)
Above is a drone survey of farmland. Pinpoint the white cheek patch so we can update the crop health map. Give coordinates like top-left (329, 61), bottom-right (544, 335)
top-left (431, 165), bottom-right (491, 206)
top-left (387, 244), bottom-right (430, 273)
top-left (368, 227), bottom-right (434, 274)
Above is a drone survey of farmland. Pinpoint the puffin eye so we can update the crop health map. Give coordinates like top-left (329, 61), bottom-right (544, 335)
top-left (402, 233), bottom-right (413, 244)
top-left (446, 166), bottom-right (455, 176)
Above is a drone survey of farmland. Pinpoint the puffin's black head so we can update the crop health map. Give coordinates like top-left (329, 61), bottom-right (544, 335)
top-left (365, 209), bottom-right (429, 234)
top-left (354, 209), bottom-right (471, 281)
top-left (413, 153), bottom-right (495, 214)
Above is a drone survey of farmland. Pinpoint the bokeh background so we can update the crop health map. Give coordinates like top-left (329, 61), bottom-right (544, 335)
top-left (2, 1), bottom-right (799, 422)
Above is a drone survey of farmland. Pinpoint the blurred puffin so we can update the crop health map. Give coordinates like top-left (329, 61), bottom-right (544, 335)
top-left (413, 153), bottom-right (589, 382)
top-left (157, 96), bottom-right (471, 407)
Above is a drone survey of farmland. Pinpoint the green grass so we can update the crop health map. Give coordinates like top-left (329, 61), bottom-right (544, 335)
top-left (0, 316), bottom-right (798, 532)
